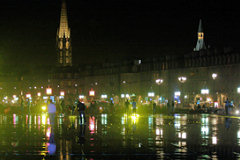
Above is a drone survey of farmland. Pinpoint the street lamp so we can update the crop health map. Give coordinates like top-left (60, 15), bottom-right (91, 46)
top-left (178, 76), bottom-right (187, 83)
top-left (212, 73), bottom-right (217, 80)
top-left (155, 79), bottom-right (164, 85)
top-left (155, 79), bottom-right (163, 104)
top-left (178, 76), bottom-right (187, 107)
top-left (212, 73), bottom-right (217, 103)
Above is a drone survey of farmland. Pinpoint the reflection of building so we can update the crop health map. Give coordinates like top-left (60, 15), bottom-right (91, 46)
top-left (56, 0), bottom-right (72, 67)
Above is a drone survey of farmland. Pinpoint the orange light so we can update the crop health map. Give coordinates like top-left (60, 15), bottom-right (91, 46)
top-left (46, 88), bottom-right (52, 95)
top-left (89, 90), bottom-right (95, 97)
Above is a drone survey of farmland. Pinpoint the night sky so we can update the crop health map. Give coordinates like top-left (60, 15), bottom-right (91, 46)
top-left (0, 0), bottom-right (239, 67)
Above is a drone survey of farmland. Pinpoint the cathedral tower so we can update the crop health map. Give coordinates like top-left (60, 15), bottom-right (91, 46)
top-left (56, 0), bottom-right (72, 66)
top-left (194, 19), bottom-right (206, 51)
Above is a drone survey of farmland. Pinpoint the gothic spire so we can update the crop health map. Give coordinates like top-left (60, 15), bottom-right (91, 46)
top-left (58, 0), bottom-right (70, 38)
top-left (194, 19), bottom-right (206, 51)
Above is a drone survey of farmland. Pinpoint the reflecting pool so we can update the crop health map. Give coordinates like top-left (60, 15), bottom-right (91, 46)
top-left (0, 113), bottom-right (240, 159)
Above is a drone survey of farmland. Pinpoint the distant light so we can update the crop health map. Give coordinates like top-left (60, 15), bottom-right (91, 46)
top-left (174, 91), bottom-right (181, 96)
top-left (79, 95), bottom-right (84, 99)
top-left (201, 89), bottom-right (209, 94)
top-left (89, 90), bottom-right (95, 97)
top-left (126, 94), bottom-right (130, 98)
top-left (236, 110), bottom-right (240, 115)
top-left (101, 94), bottom-right (107, 99)
top-left (46, 88), bottom-right (52, 95)
top-left (184, 95), bottom-right (188, 99)
top-left (60, 91), bottom-right (65, 96)
top-left (212, 136), bottom-right (217, 144)
top-left (121, 94), bottom-right (125, 98)
top-left (123, 81), bottom-right (126, 84)
top-left (26, 94), bottom-right (31, 98)
top-left (95, 82), bottom-right (98, 85)
top-left (75, 84), bottom-right (78, 87)
top-left (43, 96), bottom-right (48, 100)
top-left (13, 95), bottom-right (16, 99)
top-left (42, 106), bottom-right (47, 111)
top-left (37, 92), bottom-right (41, 97)
top-left (238, 87), bottom-right (240, 93)
top-left (178, 76), bottom-right (187, 83)
top-left (155, 79), bottom-right (164, 85)
top-left (206, 97), bottom-right (211, 102)
top-left (29, 87), bottom-right (32, 89)
top-left (34, 86), bottom-right (37, 89)
top-left (212, 73), bottom-right (217, 80)
top-left (182, 132), bottom-right (187, 139)
top-left (41, 86), bottom-right (43, 89)
top-left (148, 92), bottom-right (155, 97)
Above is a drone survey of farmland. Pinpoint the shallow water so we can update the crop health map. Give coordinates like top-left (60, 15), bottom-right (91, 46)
top-left (0, 113), bottom-right (240, 159)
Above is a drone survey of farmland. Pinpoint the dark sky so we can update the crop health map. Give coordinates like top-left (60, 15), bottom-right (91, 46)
top-left (0, 0), bottom-right (239, 66)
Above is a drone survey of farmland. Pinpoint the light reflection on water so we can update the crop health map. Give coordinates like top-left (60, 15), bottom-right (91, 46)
top-left (0, 113), bottom-right (240, 159)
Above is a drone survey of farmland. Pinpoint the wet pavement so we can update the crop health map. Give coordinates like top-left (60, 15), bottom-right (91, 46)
top-left (1, 112), bottom-right (240, 159)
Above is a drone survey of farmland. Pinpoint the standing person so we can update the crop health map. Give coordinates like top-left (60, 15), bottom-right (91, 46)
top-left (125, 100), bottom-right (130, 114)
top-left (225, 98), bottom-right (230, 115)
top-left (77, 100), bottom-right (86, 125)
top-left (132, 99), bottom-right (137, 114)
top-left (171, 100), bottom-right (175, 113)
top-left (153, 102), bottom-right (157, 114)
top-left (48, 99), bottom-right (56, 129)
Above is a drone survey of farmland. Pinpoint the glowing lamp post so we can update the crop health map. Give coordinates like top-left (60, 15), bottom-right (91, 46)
top-left (46, 88), bottom-right (52, 95)
top-left (212, 73), bottom-right (217, 80)
top-left (155, 79), bottom-right (164, 99)
top-left (212, 73), bottom-right (218, 102)
top-left (178, 76), bottom-right (187, 107)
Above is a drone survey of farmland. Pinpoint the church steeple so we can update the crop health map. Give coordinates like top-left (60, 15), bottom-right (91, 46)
top-left (56, 0), bottom-right (72, 67)
top-left (194, 19), bottom-right (206, 51)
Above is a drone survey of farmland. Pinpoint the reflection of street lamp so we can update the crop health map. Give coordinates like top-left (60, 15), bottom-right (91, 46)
top-left (178, 76), bottom-right (187, 106)
top-left (155, 79), bottom-right (164, 99)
